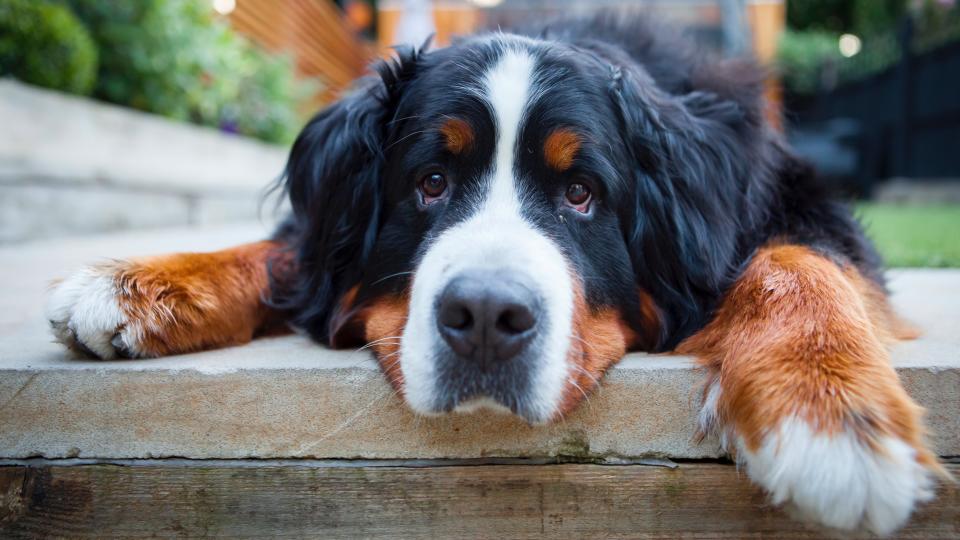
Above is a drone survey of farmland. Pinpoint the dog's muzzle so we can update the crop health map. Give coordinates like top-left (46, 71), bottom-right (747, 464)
top-left (399, 196), bottom-right (574, 423)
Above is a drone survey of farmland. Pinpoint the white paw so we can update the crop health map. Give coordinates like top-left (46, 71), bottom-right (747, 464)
top-left (739, 417), bottom-right (934, 536)
top-left (46, 264), bottom-right (142, 359)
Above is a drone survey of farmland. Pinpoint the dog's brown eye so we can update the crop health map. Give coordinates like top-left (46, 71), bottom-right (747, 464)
top-left (419, 173), bottom-right (447, 203)
top-left (565, 182), bottom-right (591, 211)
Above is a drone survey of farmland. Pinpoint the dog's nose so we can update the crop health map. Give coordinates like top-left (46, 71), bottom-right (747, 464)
top-left (436, 271), bottom-right (539, 366)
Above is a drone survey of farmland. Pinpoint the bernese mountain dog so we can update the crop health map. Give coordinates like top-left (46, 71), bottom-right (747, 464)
top-left (46, 14), bottom-right (946, 535)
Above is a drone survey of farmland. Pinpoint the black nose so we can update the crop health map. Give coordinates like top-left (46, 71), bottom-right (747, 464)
top-left (436, 270), bottom-right (540, 367)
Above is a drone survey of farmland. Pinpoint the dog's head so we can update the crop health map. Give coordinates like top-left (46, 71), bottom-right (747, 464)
top-left (277, 32), bottom-right (770, 423)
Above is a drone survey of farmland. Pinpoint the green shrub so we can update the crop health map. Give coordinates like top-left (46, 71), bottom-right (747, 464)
top-left (838, 30), bottom-right (902, 84)
top-left (58, 0), bottom-right (308, 144)
top-left (0, 0), bottom-right (97, 95)
top-left (786, 0), bottom-right (908, 36)
top-left (223, 49), bottom-right (311, 145)
top-left (776, 30), bottom-right (843, 95)
top-left (787, 0), bottom-right (855, 34)
top-left (852, 0), bottom-right (908, 37)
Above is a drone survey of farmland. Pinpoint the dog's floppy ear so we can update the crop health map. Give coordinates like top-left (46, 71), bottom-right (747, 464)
top-left (273, 46), bottom-right (422, 344)
top-left (611, 62), bottom-right (775, 349)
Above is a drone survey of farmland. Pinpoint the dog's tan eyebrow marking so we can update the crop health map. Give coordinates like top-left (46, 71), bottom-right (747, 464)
top-left (544, 128), bottom-right (581, 172)
top-left (439, 118), bottom-right (474, 154)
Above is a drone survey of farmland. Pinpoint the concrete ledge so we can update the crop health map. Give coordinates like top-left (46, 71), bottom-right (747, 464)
top-left (0, 80), bottom-right (287, 242)
top-left (0, 226), bottom-right (957, 460)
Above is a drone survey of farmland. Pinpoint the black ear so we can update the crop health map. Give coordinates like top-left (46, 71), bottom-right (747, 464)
top-left (272, 46), bottom-right (422, 344)
top-left (611, 63), bottom-right (776, 349)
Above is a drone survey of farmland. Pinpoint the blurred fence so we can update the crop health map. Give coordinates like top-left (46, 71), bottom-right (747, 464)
top-left (786, 16), bottom-right (960, 190)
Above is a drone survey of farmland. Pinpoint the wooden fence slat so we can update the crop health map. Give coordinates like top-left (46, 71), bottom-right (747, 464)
top-left (0, 463), bottom-right (957, 538)
top-left (228, 0), bottom-right (369, 102)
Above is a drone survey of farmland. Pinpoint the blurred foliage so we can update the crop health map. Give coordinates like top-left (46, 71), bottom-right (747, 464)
top-left (780, 0), bottom-right (958, 95)
top-left (0, 0), bottom-right (98, 95)
top-left (777, 30), bottom-right (842, 95)
top-left (786, 0), bottom-right (907, 36)
top-left (54, 0), bottom-right (310, 144)
top-left (852, 0), bottom-right (909, 36)
top-left (858, 203), bottom-right (960, 267)
top-left (914, 1), bottom-right (960, 51)
top-left (223, 50), bottom-right (310, 144)
top-left (787, 0), bottom-right (857, 34)
top-left (835, 30), bottom-right (903, 82)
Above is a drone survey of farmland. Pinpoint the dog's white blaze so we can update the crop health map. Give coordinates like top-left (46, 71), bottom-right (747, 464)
top-left (739, 416), bottom-right (934, 535)
top-left (484, 48), bottom-right (530, 219)
top-left (400, 46), bottom-right (575, 422)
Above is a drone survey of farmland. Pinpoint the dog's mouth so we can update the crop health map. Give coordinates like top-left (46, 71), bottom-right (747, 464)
top-left (359, 244), bottom-right (634, 425)
top-left (363, 315), bottom-right (624, 425)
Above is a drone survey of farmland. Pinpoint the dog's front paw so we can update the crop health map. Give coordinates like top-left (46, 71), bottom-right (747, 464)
top-left (739, 416), bottom-right (936, 536)
top-left (46, 263), bottom-right (143, 359)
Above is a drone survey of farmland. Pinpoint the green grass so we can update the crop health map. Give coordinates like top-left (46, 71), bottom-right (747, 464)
top-left (856, 203), bottom-right (960, 268)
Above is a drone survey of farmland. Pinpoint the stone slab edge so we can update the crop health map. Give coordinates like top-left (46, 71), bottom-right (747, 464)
top-left (1, 337), bottom-right (956, 461)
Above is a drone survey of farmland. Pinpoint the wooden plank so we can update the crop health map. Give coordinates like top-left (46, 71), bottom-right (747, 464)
top-left (0, 463), bottom-right (956, 538)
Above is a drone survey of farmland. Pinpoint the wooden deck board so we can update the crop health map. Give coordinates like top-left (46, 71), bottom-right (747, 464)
top-left (1, 463), bottom-right (957, 538)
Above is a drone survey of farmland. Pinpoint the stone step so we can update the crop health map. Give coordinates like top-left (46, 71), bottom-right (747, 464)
top-left (0, 80), bottom-right (288, 242)
top-left (0, 225), bottom-right (957, 460)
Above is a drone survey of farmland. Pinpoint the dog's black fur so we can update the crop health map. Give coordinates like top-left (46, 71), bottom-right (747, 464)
top-left (270, 13), bottom-right (881, 352)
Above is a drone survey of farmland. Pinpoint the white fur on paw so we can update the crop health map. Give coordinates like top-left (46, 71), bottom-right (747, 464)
top-left (698, 379), bottom-right (722, 440)
top-left (739, 417), bottom-right (934, 536)
top-left (46, 265), bottom-right (141, 359)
